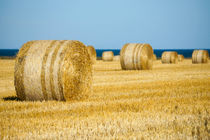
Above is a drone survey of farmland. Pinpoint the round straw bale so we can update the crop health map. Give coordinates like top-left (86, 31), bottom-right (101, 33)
top-left (178, 54), bottom-right (184, 62)
top-left (192, 50), bottom-right (209, 63)
top-left (120, 43), bottom-right (153, 70)
top-left (87, 45), bottom-right (97, 64)
top-left (153, 54), bottom-right (157, 60)
top-left (161, 51), bottom-right (178, 64)
top-left (102, 51), bottom-right (114, 61)
top-left (14, 40), bottom-right (92, 101)
top-left (113, 55), bottom-right (120, 61)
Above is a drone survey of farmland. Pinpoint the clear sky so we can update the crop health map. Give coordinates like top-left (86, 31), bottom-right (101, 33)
top-left (0, 0), bottom-right (210, 49)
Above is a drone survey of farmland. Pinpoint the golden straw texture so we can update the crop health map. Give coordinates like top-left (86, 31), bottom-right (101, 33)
top-left (120, 43), bottom-right (153, 70)
top-left (178, 54), bottom-right (184, 62)
top-left (102, 51), bottom-right (114, 61)
top-left (87, 45), bottom-right (97, 64)
top-left (14, 40), bottom-right (92, 101)
top-left (153, 54), bottom-right (157, 60)
top-left (161, 51), bottom-right (178, 64)
top-left (192, 50), bottom-right (209, 63)
top-left (1, 59), bottom-right (210, 139)
top-left (113, 55), bottom-right (120, 61)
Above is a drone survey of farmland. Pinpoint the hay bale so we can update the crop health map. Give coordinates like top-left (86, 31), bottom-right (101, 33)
top-left (192, 50), bottom-right (209, 63)
top-left (87, 45), bottom-right (97, 64)
top-left (153, 54), bottom-right (157, 60)
top-left (14, 40), bottom-right (92, 101)
top-left (113, 55), bottom-right (120, 61)
top-left (120, 43), bottom-right (153, 70)
top-left (178, 54), bottom-right (184, 62)
top-left (161, 51), bottom-right (178, 64)
top-left (102, 51), bottom-right (114, 61)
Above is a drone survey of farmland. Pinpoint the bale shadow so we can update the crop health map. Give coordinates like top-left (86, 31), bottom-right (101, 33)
top-left (3, 96), bottom-right (20, 101)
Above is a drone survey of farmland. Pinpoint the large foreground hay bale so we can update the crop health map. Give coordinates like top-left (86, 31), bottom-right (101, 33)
top-left (178, 54), bottom-right (184, 62)
top-left (153, 54), bottom-right (157, 60)
top-left (87, 45), bottom-right (97, 64)
top-left (192, 50), bottom-right (209, 63)
top-left (14, 40), bottom-right (92, 101)
top-left (102, 51), bottom-right (114, 61)
top-left (113, 55), bottom-right (120, 61)
top-left (120, 43), bottom-right (153, 70)
top-left (161, 51), bottom-right (178, 64)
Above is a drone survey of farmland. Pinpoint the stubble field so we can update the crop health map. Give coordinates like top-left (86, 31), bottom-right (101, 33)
top-left (0, 59), bottom-right (209, 139)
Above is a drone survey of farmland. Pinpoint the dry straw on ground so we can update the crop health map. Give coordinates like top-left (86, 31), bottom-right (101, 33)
top-left (113, 55), bottom-right (120, 61)
top-left (192, 50), bottom-right (209, 63)
top-left (178, 54), bottom-right (184, 62)
top-left (153, 54), bottom-right (157, 60)
top-left (87, 45), bottom-right (97, 64)
top-left (14, 40), bottom-right (92, 101)
top-left (161, 51), bottom-right (178, 64)
top-left (120, 43), bottom-right (153, 70)
top-left (102, 51), bottom-right (114, 61)
top-left (1, 59), bottom-right (210, 139)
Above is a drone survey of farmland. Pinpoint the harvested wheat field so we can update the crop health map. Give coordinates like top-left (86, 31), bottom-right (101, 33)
top-left (0, 58), bottom-right (210, 139)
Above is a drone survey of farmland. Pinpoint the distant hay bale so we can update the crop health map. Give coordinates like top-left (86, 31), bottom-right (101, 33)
top-left (102, 51), bottom-right (114, 61)
top-left (161, 51), bottom-right (178, 64)
top-left (14, 40), bottom-right (92, 101)
top-left (153, 54), bottom-right (157, 60)
top-left (86, 45), bottom-right (97, 64)
top-left (192, 50), bottom-right (209, 63)
top-left (178, 54), bottom-right (184, 62)
top-left (113, 55), bottom-right (120, 61)
top-left (120, 43), bottom-right (153, 70)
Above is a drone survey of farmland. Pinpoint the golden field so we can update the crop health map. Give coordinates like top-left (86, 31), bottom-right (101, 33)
top-left (0, 59), bottom-right (209, 139)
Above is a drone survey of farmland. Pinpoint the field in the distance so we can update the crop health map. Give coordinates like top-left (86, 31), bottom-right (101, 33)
top-left (0, 59), bottom-right (209, 139)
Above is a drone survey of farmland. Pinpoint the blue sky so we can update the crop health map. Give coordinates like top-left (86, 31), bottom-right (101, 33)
top-left (0, 0), bottom-right (210, 49)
